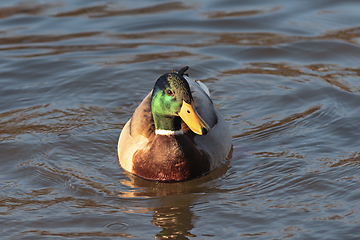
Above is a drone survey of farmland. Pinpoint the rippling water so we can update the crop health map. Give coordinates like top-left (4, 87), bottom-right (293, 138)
top-left (1, 0), bottom-right (360, 239)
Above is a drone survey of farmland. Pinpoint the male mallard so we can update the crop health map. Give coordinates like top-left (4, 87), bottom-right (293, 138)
top-left (118, 66), bottom-right (232, 182)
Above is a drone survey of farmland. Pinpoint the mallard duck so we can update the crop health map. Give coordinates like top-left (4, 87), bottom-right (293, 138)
top-left (118, 66), bottom-right (232, 182)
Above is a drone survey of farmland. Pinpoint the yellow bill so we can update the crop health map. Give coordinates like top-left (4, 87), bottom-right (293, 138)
top-left (179, 101), bottom-right (210, 135)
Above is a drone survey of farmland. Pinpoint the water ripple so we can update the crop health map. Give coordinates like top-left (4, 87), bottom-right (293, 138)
top-left (235, 105), bottom-right (321, 140)
top-left (54, 2), bottom-right (192, 18)
top-left (0, 104), bottom-right (122, 141)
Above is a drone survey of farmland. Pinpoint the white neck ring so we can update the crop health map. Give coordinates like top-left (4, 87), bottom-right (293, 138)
top-left (155, 129), bottom-right (184, 136)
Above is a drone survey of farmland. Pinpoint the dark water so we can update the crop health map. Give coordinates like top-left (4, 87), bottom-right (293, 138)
top-left (1, 0), bottom-right (360, 239)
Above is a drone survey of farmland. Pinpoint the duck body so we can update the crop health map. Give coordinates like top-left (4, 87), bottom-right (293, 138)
top-left (118, 67), bottom-right (232, 182)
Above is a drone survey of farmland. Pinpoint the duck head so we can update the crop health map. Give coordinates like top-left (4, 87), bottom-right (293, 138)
top-left (151, 72), bottom-right (210, 135)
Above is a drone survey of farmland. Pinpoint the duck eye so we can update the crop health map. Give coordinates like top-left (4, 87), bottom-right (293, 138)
top-left (166, 89), bottom-right (174, 96)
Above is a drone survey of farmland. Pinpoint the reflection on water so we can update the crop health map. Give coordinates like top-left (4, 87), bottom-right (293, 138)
top-left (1, 0), bottom-right (360, 239)
top-left (122, 177), bottom-right (198, 239)
top-left (119, 159), bottom-right (232, 239)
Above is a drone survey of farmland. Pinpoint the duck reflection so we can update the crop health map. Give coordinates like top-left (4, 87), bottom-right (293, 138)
top-left (119, 150), bottom-right (232, 239)
top-left (152, 203), bottom-right (195, 239)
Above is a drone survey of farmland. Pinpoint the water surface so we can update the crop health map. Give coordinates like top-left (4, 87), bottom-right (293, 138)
top-left (1, 0), bottom-right (360, 239)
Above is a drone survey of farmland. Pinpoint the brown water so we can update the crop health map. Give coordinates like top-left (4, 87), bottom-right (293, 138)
top-left (1, 0), bottom-right (360, 239)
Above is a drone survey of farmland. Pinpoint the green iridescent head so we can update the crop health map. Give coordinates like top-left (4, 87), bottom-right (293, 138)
top-left (151, 72), bottom-right (209, 135)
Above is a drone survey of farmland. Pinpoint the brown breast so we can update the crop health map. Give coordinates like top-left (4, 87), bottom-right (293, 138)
top-left (132, 134), bottom-right (210, 182)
